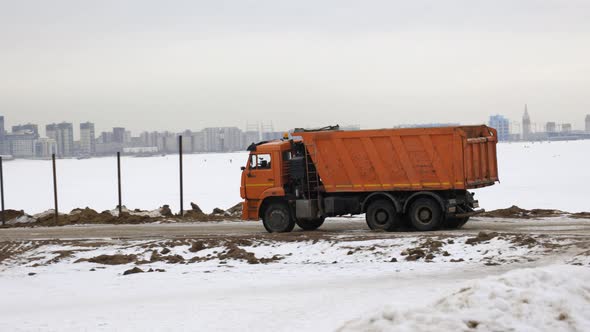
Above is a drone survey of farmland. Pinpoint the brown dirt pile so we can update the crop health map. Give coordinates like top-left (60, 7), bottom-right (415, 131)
top-left (123, 267), bottom-right (144, 275)
top-left (76, 254), bottom-right (137, 265)
top-left (466, 232), bottom-right (499, 245)
top-left (1, 209), bottom-right (25, 221)
top-left (402, 238), bottom-right (447, 261)
top-left (35, 208), bottom-right (155, 227)
top-left (480, 206), bottom-right (565, 219)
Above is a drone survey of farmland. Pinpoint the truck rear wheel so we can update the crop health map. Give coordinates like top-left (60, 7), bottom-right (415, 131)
top-left (444, 216), bottom-right (470, 229)
top-left (296, 217), bottom-right (325, 231)
top-left (408, 197), bottom-right (442, 231)
top-left (366, 199), bottom-right (398, 231)
top-left (263, 203), bottom-right (295, 233)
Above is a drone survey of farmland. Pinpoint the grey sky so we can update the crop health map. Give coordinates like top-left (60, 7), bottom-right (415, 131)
top-left (1, 0), bottom-right (589, 136)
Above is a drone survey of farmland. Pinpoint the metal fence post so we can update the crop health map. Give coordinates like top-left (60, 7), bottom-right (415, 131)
top-left (52, 153), bottom-right (58, 223)
top-left (117, 152), bottom-right (122, 216)
top-left (1, 156), bottom-right (5, 226)
top-left (179, 135), bottom-right (184, 216)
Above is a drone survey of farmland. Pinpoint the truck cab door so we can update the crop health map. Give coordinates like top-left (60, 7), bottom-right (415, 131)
top-left (244, 152), bottom-right (276, 203)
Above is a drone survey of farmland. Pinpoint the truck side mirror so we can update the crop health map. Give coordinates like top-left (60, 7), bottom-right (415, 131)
top-left (241, 166), bottom-right (246, 171)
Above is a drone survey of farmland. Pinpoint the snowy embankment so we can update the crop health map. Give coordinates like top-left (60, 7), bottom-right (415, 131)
top-left (1, 140), bottom-right (589, 214)
top-left (339, 265), bottom-right (590, 332)
top-left (1, 229), bottom-right (589, 331)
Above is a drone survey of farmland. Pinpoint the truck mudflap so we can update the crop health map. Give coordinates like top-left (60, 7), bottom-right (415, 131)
top-left (454, 209), bottom-right (485, 218)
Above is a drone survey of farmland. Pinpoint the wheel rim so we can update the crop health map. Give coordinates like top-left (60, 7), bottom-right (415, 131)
top-left (416, 207), bottom-right (433, 224)
top-left (269, 210), bottom-right (288, 230)
top-left (375, 209), bottom-right (389, 226)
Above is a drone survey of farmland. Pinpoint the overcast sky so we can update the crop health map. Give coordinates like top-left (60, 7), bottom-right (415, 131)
top-left (1, 0), bottom-right (589, 136)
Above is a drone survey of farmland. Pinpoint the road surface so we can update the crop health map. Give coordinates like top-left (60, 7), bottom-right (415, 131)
top-left (1, 216), bottom-right (589, 241)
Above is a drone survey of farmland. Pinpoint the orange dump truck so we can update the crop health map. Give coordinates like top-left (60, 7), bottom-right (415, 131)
top-left (240, 125), bottom-right (498, 233)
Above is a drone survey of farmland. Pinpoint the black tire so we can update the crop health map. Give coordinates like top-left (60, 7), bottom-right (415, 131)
top-left (263, 203), bottom-right (295, 233)
top-left (296, 217), bottom-right (325, 231)
top-left (408, 197), bottom-right (443, 231)
top-left (444, 216), bottom-right (470, 229)
top-left (366, 199), bottom-right (398, 231)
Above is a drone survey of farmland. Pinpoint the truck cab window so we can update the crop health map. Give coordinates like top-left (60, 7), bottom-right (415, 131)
top-left (250, 154), bottom-right (272, 169)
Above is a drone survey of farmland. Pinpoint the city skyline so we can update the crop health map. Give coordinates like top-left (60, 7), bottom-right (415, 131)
top-left (2, 108), bottom-right (590, 142)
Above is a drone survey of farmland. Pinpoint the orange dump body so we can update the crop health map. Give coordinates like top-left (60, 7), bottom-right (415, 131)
top-left (296, 125), bottom-right (498, 192)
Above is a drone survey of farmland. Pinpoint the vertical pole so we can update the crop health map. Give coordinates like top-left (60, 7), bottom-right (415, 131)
top-left (117, 152), bottom-right (122, 216)
top-left (0, 156), bottom-right (5, 226)
top-left (179, 135), bottom-right (184, 216)
top-left (52, 153), bottom-right (58, 223)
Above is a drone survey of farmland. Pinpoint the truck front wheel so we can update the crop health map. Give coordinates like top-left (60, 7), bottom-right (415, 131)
top-left (366, 199), bottom-right (398, 231)
top-left (296, 217), bottom-right (325, 231)
top-left (408, 197), bottom-right (443, 231)
top-left (262, 203), bottom-right (295, 233)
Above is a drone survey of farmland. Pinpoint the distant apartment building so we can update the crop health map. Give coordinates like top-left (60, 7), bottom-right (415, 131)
top-left (545, 122), bottom-right (556, 133)
top-left (79, 122), bottom-right (96, 156)
top-left (243, 130), bottom-right (260, 145)
top-left (586, 115), bottom-right (590, 133)
top-left (0, 116), bottom-right (6, 155)
top-left (46, 122), bottom-right (74, 157)
top-left (12, 124), bottom-right (39, 138)
top-left (262, 131), bottom-right (284, 141)
top-left (180, 130), bottom-right (193, 153)
top-left (34, 138), bottom-right (57, 158)
top-left (98, 131), bottom-right (114, 144)
top-left (191, 131), bottom-right (209, 153)
top-left (489, 115), bottom-right (510, 141)
top-left (0, 115), bottom-right (5, 138)
top-left (201, 127), bottom-right (244, 152)
top-left (5, 132), bottom-right (36, 157)
top-left (562, 123), bottom-right (572, 133)
top-left (113, 127), bottom-right (126, 143)
top-left (5, 123), bottom-right (39, 157)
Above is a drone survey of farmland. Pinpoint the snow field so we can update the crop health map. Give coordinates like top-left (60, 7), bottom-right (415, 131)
top-left (2, 140), bottom-right (590, 214)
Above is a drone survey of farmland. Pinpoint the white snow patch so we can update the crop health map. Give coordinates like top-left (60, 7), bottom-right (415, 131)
top-left (339, 265), bottom-right (590, 332)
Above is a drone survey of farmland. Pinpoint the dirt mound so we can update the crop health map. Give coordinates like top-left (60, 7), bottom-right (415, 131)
top-left (2, 209), bottom-right (25, 221)
top-left (123, 267), bottom-right (144, 275)
top-left (226, 202), bottom-right (243, 217)
top-left (190, 202), bottom-right (204, 214)
top-left (219, 243), bottom-right (260, 264)
top-left (160, 205), bottom-right (173, 217)
top-left (480, 206), bottom-right (565, 219)
top-left (401, 238), bottom-right (446, 261)
top-left (466, 232), bottom-right (498, 245)
top-left (570, 212), bottom-right (590, 219)
top-left (77, 254), bottom-right (137, 265)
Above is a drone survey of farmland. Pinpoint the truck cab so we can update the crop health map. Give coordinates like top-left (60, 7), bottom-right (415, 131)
top-left (240, 140), bottom-right (292, 221)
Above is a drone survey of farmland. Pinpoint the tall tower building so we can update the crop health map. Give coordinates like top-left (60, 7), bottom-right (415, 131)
top-left (586, 114), bottom-right (590, 133)
top-left (80, 122), bottom-right (96, 156)
top-left (113, 127), bottom-right (126, 144)
top-left (0, 115), bottom-right (5, 138)
top-left (488, 115), bottom-right (510, 141)
top-left (46, 123), bottom-right (74, 157)
top-left (522, 104), bottom-right (531, 140)
top-left (57, 122), bottom-right (74, 157)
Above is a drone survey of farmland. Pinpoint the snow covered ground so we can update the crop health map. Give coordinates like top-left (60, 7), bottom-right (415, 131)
top-left (2, 140), bottom-right (589, 215)
top-left (1, 226), bottom-right (588, 331)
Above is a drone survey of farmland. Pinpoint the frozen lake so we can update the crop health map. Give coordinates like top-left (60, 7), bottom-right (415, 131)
top-left (2, 140), bottom-right (589, 214)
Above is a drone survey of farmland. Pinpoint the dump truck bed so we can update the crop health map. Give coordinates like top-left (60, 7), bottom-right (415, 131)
top-left (296, 125), bottom-right (498, 192)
